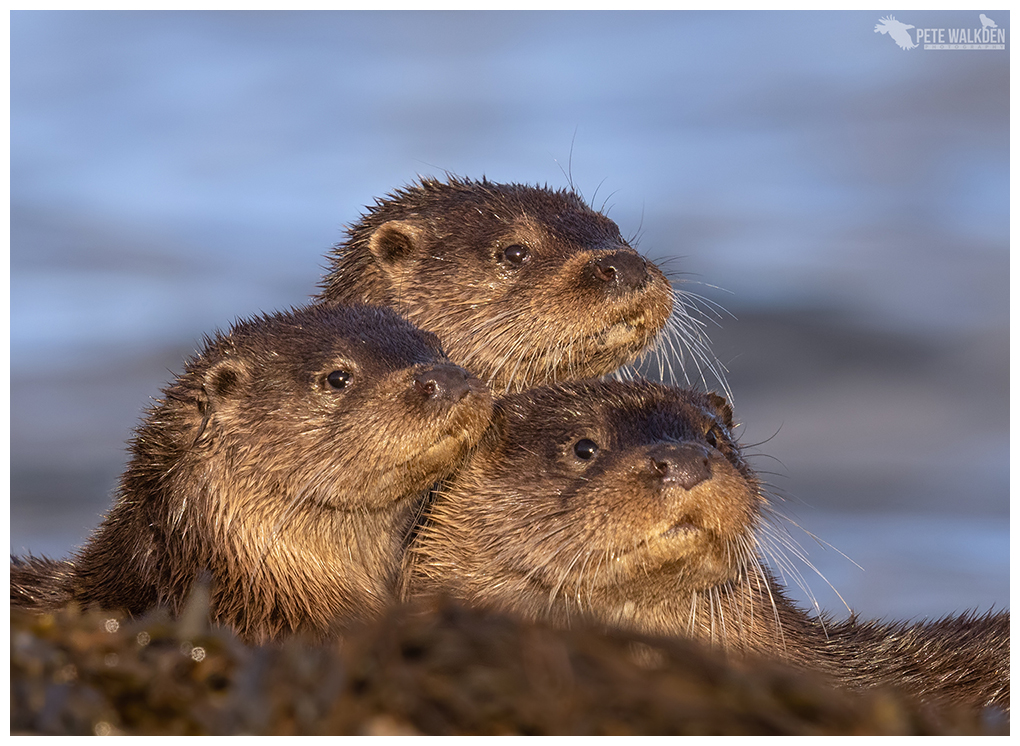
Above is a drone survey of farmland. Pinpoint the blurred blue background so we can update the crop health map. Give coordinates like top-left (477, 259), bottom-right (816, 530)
top-left (10, 10), bottom-right (1009, 621)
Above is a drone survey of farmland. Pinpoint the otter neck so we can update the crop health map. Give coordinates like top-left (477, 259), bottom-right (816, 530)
top-left (193, 483), bottom-right (418, 639)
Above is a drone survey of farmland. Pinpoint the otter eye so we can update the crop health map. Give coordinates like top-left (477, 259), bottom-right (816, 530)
top-left (502, 244), bottom-right (530, 265)
top-left (573, 438), bottom-right (599, 461)
top-left (326, 370), bottom-right (351, 391)
top-left (705, 425), bottom-right (722, 449)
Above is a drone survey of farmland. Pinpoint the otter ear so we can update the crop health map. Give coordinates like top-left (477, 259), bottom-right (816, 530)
top-left (199, 357), bottom-right (250, 413)
top-left (190, 357), bottom-right (249, 447)
top-left (706, 392), bottom-right (734, 429)
top-left (368, 220), bottom-right (425, 268)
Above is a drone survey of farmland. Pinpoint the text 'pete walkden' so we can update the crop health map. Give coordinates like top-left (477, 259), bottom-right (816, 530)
top-left (918, 26), bottom-right (1006, 50)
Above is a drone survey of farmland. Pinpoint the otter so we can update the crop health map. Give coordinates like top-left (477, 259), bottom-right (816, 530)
top-left (317, 176), bottom-right (717, 394)
top-left (12, 304), bottom-right (493, 643)
top-left (402, 380), bottom-right (1009, 713)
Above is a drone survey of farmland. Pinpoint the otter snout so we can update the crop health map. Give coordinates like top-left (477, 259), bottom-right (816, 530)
top-left (587, 249), bottom-right (648, 293)
top-left (413, 364), bottom-right (475, 403)
top-left (648, 442), bottom-right (712, 491)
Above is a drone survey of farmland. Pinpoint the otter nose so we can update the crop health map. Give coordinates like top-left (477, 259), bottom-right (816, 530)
top-left (589, 249), bottom-right (648, 292)
top-left (648, 442), bottom-right (712, 491)
top-left (414, 364), bottom-right (473, 403)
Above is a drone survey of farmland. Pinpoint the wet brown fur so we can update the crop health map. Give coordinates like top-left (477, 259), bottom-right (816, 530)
top-left (403, 380), bottom-right (1009, 713)
top-left (12, 304), bottom-right (493, 643)
top-left (318, 176), bottom-right (675, 393)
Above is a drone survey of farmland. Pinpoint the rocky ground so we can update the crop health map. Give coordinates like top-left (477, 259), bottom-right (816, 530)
top-left (11, 596), bottom-right (1007, 736)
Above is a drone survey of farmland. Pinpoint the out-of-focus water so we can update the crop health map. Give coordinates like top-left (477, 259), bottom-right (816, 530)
top-left (10, 10), bottom-right (1009, 622)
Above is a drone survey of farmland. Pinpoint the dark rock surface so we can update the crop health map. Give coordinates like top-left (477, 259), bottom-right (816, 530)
top-left (11, 598), bottom-right (1006, 736)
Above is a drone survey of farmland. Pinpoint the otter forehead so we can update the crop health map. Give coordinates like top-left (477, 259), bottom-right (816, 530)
top-left (474, 182), bottom-right (623, 245)
top-left (494, 381), bottom-right (722, 450)
top-left (481, 204), bottom-right (622, 258)
top-left (210, 305), bottom-right (448, 377)
top-left (373, 178), bottom-right (625, 254)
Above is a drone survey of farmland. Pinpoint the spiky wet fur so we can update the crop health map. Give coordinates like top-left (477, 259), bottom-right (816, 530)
top-left (11, 305), bottom-right (493, 644)
top-left (403, 380), bottom-right (1009, 713)
top-left (11, 555), bottom-right (75, 609)
top-left (318, 176), bottom-right (676, 393)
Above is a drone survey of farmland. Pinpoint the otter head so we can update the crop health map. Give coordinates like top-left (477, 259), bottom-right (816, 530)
top-left (318, 177), bottom-right (675, 393)
top-left (405, 380), bottom-right (762, 630)
top-left (159, 304), bottom-right (494, 518)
